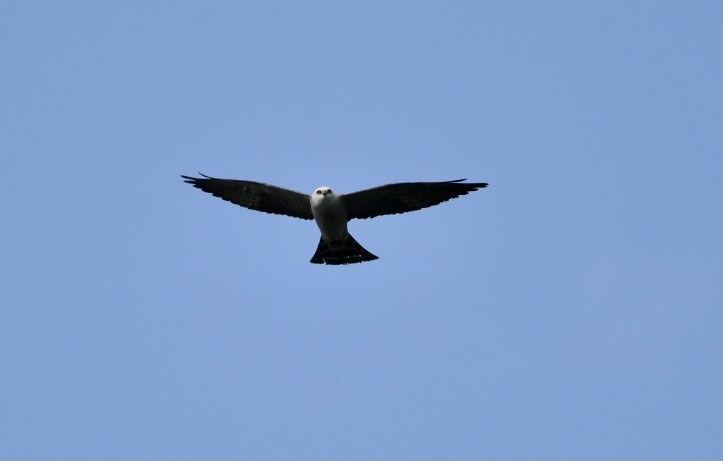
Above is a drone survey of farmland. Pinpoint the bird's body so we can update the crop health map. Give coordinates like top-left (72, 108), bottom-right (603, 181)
top-left (181, 174), bottom-right (488, 265)
top-left (309, 186), bottom-right (378, 264)
top-left (310, 187), bottom-right (347, 242)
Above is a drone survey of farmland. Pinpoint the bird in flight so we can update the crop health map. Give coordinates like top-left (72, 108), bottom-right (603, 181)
top-left (181, 174), bottom-right (488, 265)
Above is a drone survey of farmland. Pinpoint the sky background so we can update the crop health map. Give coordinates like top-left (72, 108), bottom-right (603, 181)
top-left (0, 1), bottom-right (720, 459)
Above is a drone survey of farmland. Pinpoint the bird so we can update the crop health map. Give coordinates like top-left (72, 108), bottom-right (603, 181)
top-left (181, 174), bottom-right (488, 265)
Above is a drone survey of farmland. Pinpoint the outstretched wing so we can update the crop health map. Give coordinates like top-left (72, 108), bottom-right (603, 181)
top-left (342, 179), bottom-right (488, 220)
top-left (181, 174), bottom-right (313, 220)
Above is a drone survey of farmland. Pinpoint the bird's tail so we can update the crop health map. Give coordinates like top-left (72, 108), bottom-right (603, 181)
top-left (310, 234), bottom-right (379, 265)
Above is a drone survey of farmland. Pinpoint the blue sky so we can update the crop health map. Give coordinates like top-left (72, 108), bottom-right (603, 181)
top-left (1, 1), bottom-right (720, 459)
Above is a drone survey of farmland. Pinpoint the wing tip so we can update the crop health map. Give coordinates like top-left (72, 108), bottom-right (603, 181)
top-left (446, 179), bottom-right (489, 190)
top-left (181, 172), bottom-right (215, 184)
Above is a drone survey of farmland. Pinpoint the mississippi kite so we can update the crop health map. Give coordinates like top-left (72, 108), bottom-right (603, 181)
top-left (181, 174), bottom-right (488, 265)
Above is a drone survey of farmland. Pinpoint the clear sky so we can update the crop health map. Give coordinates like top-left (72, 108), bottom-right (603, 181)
top-left (1, 1), bottom-right (720, 459)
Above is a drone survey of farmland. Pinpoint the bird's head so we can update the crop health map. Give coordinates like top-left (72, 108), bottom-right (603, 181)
top-left (314, 187), bottom-right (333, 198)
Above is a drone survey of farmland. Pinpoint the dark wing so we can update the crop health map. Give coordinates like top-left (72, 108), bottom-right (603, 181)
top-left (181, 174), bottom-right (313, 220)
top-left (342, 179), bottom-right (488, 220)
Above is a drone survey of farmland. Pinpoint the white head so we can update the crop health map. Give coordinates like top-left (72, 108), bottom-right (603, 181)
top-left (311, 186), bottom-right (340, 211)
top-left (313, 187), bottom-right (333, 198)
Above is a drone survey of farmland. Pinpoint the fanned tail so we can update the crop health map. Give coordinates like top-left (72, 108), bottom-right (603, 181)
top-left (310, 234), bottom-right (379, 265)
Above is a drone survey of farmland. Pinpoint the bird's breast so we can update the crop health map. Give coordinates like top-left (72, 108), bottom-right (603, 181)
top-left (311, 195), bottom-right (348, 243)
